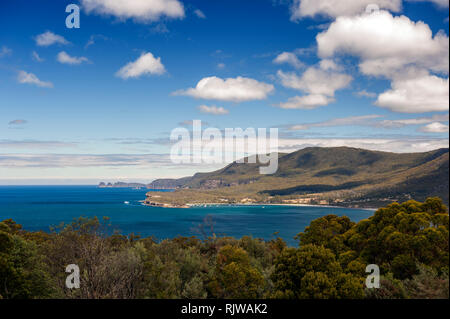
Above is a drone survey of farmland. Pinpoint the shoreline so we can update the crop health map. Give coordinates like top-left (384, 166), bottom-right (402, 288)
top-left (142, 201), bottom-right (377, 211)
top-left (187, 203), bottom-right (377, 211)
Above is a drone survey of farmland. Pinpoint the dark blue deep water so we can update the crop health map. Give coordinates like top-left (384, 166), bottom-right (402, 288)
top-left (0, 186), bottom-right (373, 246)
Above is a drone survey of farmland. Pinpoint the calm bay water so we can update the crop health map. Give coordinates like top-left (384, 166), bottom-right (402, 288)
top-left (0, 186), bottom-right (373, 246)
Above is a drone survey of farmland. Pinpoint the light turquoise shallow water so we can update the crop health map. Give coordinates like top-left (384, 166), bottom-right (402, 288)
top-left (0, 185), bottom-right (373, 246)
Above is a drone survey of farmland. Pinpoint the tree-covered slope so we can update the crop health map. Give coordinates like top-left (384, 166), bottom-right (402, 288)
top-left (146, 147), bottom-right (449, 207)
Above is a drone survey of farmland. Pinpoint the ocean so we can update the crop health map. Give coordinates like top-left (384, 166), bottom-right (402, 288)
top-left (0, 185), bottom-right (374, 246)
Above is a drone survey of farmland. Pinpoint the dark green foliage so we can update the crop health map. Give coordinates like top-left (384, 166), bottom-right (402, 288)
top-left (271, 245), bottom-right (364, 299)
top-left (261, 182), bottom-right (364, 196)
top-left (0, 221), bottom-right (53, 299)
top-left (271, 197), bottom-right (448, 299)
top-left (0, 198), bottom-right (448, 299)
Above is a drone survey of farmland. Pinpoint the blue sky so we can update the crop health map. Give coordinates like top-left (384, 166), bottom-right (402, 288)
top-left (0, 0), bottom-right (449, 184)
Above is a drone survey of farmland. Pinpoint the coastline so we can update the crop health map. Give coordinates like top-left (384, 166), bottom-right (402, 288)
top-left (142, 201), bottom-right (377, 211)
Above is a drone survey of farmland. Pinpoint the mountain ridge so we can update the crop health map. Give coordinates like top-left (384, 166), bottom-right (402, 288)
top-left (145, 147), bottom-right (449, 208)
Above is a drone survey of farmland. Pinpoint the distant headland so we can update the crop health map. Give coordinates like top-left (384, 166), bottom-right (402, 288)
top-left (98, 180), bottom-right (182, 190)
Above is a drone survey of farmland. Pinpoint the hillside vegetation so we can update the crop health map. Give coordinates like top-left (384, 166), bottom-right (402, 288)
top-left (1, 198), bottom-right (448, 299)
top-left (146, 147), bottom-right (449, 208)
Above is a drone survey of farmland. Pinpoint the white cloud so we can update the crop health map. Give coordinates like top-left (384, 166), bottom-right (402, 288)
top-left (17, 71), bottom-right (53, 88)
top-left (217, 63), bottom-right (226, 69)
top-left (57, 51), bottom-right (89, 65)
top-left (273, 52), bottom-right (304, 69)
top-left (80, 0), bottom-right (185, 22)
top-left (174, 76), bottom-right (274, 102)
top-left (355, 90), bottom-right (377, 98)
top-left (35, 31), bottom-right (69, 47)
top-left (317, 11), bottom-right (449, 77)
top-left (198, 105), bottom-right (229, 115)
top-left (419, 122), bottom-right (449, 133)
top-left (289, 115), bottom-right (382, 130)
top-left (194, 9), bottom-right (206, 19)
top-left (319, 59), bottom-right (340, 71)
top-left (275, 137), bottom-right (449, 154)
top-left (276, 65), bottom-right (352, 109)
top-left (378, 114), bottom-right (449, 128)
top-left (290, 0), bottom-right (402, 19)
top-left (288, 113), bottom-right (449, 130)
top-left (277, 68), bottom-right (352, 96)
top-left (376, 74), bottom-right (449, 113)
top-left (116, 52), bottom-right (166, 79)
top-left (316, 10), bottom-right (449, 113)
top-left (0, 46), bottom-right (12, 57)
top-left (32, 51), bottom-right (44, 62)
top-left (278, 94), bottom-right (335, 109)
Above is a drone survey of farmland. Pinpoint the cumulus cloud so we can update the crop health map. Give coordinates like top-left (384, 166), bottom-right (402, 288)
top-left (316, 10), bottom-right (449, 113)
top-left (198, 105), bottom-right (229, 115)
top-left (278, 68), bottom-right (352, 96)
top-left (35, 31), bottom-right (69, 47)
top-left (273, 52), bottom-right (304, 69)
top-left (290, 0), bottom-right (402, 19)
top-left (194, 9), bottom-right (206, 19)
top-left (419, 122), bottom-right (449, 133)
top-left (319, 59), bottom-right (340, 71)
top-left (80, 0), bottom-right (185, 22)
top-left (57, 51), bottom-right (89, 65)
top-left (17, 71), bottom-right (53, 88)
top-left (116, 52), bottom-right (166, 79)
top-left (376, 74), bottom-right (449, 113)
top-left (174, 76), bottom-right (274, 102)
top-left (276, 66), bottom-right (352, 109)
top-left (317, 11), bottom-right (449, 77)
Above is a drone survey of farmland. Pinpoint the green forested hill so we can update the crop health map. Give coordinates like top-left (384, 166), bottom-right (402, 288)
top-left (147, 147), bottom-right (449, 207)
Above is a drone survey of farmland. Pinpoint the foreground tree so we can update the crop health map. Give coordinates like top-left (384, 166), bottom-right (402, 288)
top-left (209, 245), bottom-right (265, 299)
top-left (271, 244), bottom-right (364, 299)
top-left (0, 220), bottom-right (53, 299)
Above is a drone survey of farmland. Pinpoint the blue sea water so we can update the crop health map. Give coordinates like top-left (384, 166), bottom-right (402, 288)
top-left (0, 186), bottom-right (374, 246)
